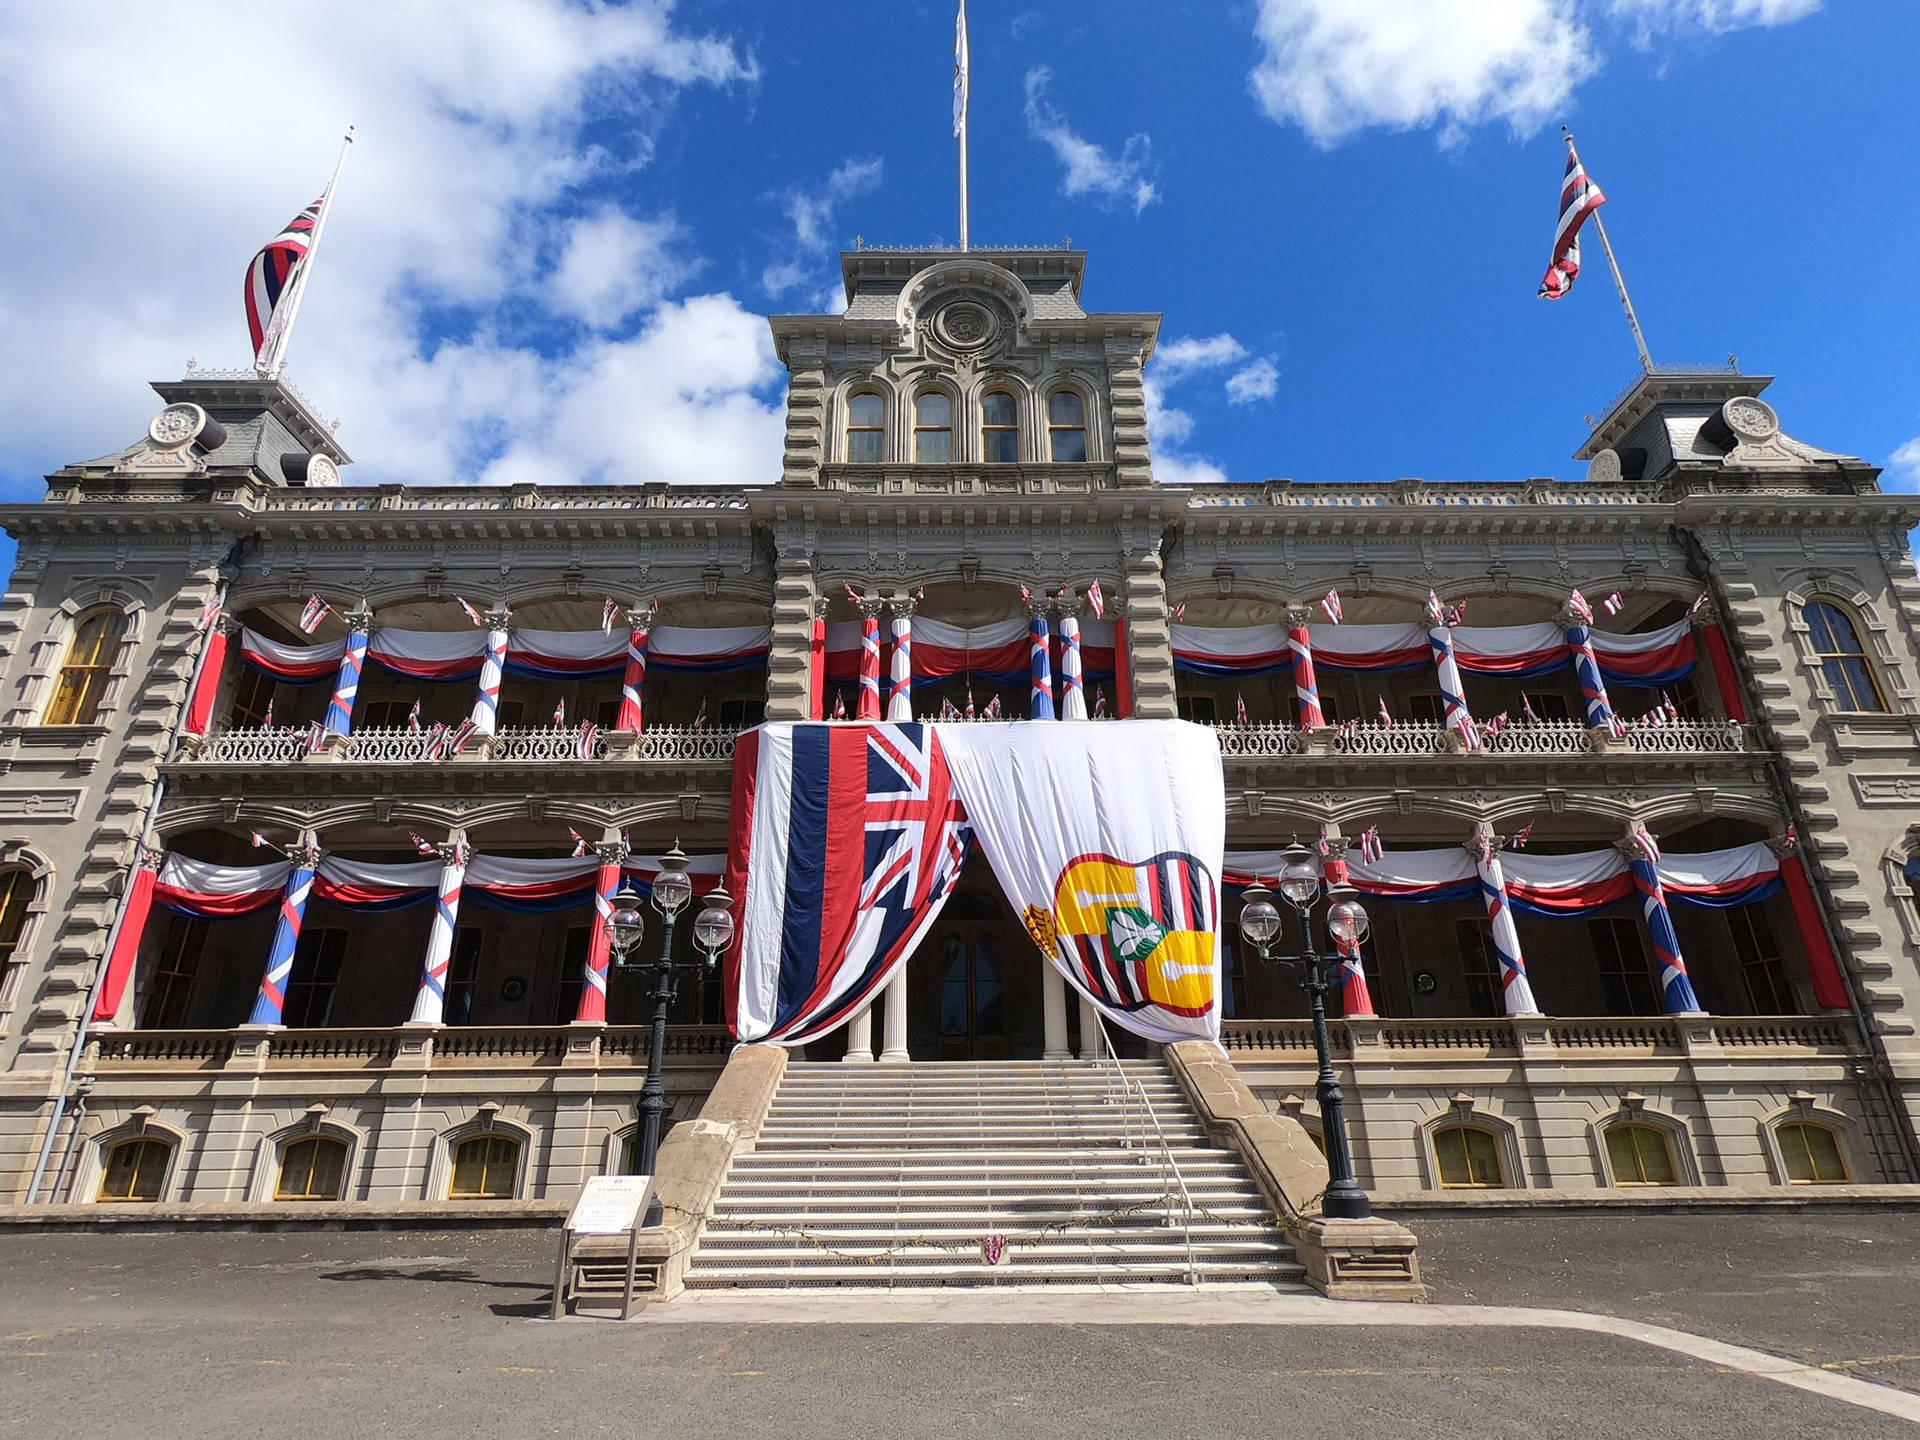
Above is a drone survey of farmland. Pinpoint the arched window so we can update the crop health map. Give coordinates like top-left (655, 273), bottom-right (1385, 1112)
top-left (45, 608), bottom-right (127, 725)
top-left (1048, 390), bottom-right (1088, 462)
top-left (981, 390), bottom-right (1020, 463)
top-left (98, 1137), bottom-right (171, 1202)
top-left (914, 391), bottom-right (953, 463)
top-left (1431, 1124), bottom-right (1506, 1188)
top-left (846, 391), bottom-right (885, 463)
top-left (1776, 1121), bottom-right (1849, 1184)
top-left (1605, 1122), bottom-right (1678, 1185)
top-left (0, 869), bottom-right (35, 971)
top-left (276, 1135), bottom-right (349, 1201)
top-left (1804, 601), bottom-right (1886, 712)
top-left (449, 1133), bottom-right (520, 1199)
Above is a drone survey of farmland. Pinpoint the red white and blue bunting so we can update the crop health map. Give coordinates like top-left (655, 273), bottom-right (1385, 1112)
top-left (824, 617), bottom-right (1117, 688)
top-left (239, 623), bottom-right (771, 686)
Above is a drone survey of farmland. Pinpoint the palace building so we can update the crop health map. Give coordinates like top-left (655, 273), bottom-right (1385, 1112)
top-left (1, 245), bottom-right (1918, 1260)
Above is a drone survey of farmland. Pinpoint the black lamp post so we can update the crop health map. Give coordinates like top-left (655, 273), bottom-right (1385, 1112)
top-left (610, 843), bottom-right (734, 1226)
top-left (1237, 841), bottom-right (1374, 1220)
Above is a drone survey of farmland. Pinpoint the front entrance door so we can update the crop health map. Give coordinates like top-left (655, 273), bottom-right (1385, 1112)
top-left (933, 924), bottom-right (1008, 1060)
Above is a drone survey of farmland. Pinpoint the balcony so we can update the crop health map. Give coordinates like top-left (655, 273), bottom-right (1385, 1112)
top-left (86, 1023), bottom-right (735, 1074)
top-left (1220, 1013), bottom-right (1857, 1060)
top-left (173, 723), bottom-right (736, 769)
top-left (1211, 718), bottom-right (1751, 763)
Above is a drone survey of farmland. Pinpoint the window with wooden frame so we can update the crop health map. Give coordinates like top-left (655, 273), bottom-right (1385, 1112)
top-left (1176, 694), bottom-right (1218, 725)
top-left (1588, 916), bottom-right (1656, 1015)
top-left (276, 1135), bottom-right (349, 1201)
top-left (1517, 690), bottom-right (1572, 723)
top-left (449, 1134), bottom-right (520, 1199)
top-left (913, 391), bottom-right (953, 463)
top-left (445, 928), bottom-right (484, 1025)
top-left (1776, 1121), bottom-right (1848, 1185)
top-left (1404, 692), bottom-right (1445, 726)
top-left (845, 391), bottom-right (885, 463)
top-left (0, 870), bottom-right (34, 973)
top-left (358, 698), bottom-right (415, 730)
top-left (229, 667), bottom-right (277, 728)
top-left (1605, 1122), bottom-right (1679, 1185)
top-left (283, 928), bottom-right (349, 1029)
top-left (1047, 390), bottom-right (1088, 462)
top-left (44, 608), bottom-right (127, 725)
top-left (554, 926), bottom-right (587, 1023)
top-left (1804, 601), bottom-right (1886, 712)
top-left (980, 390), bottom-right (1020, 463)
top-left (1724, 903), bottom-right (1795, 1015)
top-left (139, 920), bottom-right (206, 1030)
top-left (1453, 919), bottom-right (1503, 1018)
top-left (717, 696), bottom-right (765, 729)
top-left (1432, 1125), bottom-right (1506, 1188)
top-left (98, 1137), bottom-right (171, 1202)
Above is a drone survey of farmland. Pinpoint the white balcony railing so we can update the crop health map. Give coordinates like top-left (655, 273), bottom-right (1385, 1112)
top-left (634, 724), bottom-right (739, 762)
top-left (1624, 718), bottom-right (1746, 754)
top-left (339, 726), bottom-right (442, 763)
top-left (1333, 720), bottom-right (1451, 757)
top-left (1482, 719), bottom-right (1593, 756)
top-left (188, 727), bottom-right (314, 764)
top-left (492, 725), bottom-right (610, 762)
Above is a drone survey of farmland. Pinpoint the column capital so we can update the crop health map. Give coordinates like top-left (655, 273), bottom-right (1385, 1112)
top-left (484, 605), bottom-right (513, 632)
top-left (1054, 591), bottom-right (1083, 622)
top-left (437, 827), bottom-right (472, 867)
top-left (343, 605), bottom-right (374, 635)
top-left (286, 837), bottom-right (325, 870)
top-left (857, 596), bottom-right (886, 621)
top-left (134, 845), bottom-right (165, 873)
top-left (1462, 821), bottom-right (1500, 863)
top-left (590, 839), bottom-right (630, 867)
top-left (1614, 822), bottom-right (1659, 863)
top-left (888, 592), bottom-right (919, 618)
top-left (1686, 598), bottom-right (1721, 628)
top-left (624, 603), bottom-right (657, 633)
top-left (812, 594), bottom-right (833, 620)
top-left (1285, 605), bottom-right (1316, 631)
top-left (212, 612), bottom-right (243, 639)
top-left (1765, 826), bottom-right (1802, 860)
top-left (1555, 602), bottom-right (1587, 630)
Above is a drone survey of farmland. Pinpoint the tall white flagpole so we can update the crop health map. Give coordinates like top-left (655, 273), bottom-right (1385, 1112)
top-left (1565, 129), bottom-right (1653, 373)
top-left (954, 0), bottom-right (970, 251)
top-left (258, 126), bottom-right (355, 381)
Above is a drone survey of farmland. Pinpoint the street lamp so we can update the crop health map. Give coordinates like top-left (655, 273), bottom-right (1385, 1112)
top-left (612, 843), bottom-right (731, 1226)
top-left (1237, 840), bottom-right (1374, 1220)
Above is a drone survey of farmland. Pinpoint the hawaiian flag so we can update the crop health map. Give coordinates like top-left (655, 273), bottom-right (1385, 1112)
top-left (1235, 693), bottom-right (1250, 728)
top-left (195, 598), bottom-right (225, 634)
top-left (1359, 826), bottom-right (1383, 864)
top-left (833, 692), bottom-right (848, 721)
top-left (405, 699), bottom-right (422, 733)
top-left (1510, 822), bottom-right (1535, 850)
top-left (1521, 693), bottom-right (1541, 723)
top-left (1093, 686), bottom-right (1108, 719)
top-left (569, 827), bottom-right (589, 859)
top-left (1377, 694), bottom-right (1393, 726)
top-left (551, 697), bottom-right (566, 728)
top-left (1602, 591), bottom-right (1625, 616)
top-left (1540, 142), bottom-right (1607, 301)
top-left (1686, 591), bottom-right (1711, 621)
top-left (693, 697), bottom-right (708, 729)
top-left (303, 720), bottom-right (327, 754)
top-left (576, 721), bottom-right (602, 759)
top-left (408, 832), bottom-right (440, 857)
top-left (298, 595), bottom-right (333, 635)
top-left (1631, 824), bottom-right (1662, 863)
top-left (455, 596), bottom-right (487, 628)
top-left (982, 694), bottom-right (1003, 720)
top-left (1320, 588), bottom-right (1343, 624)
top-left (1171, 600), bottom-right (1187, 623)
top-left (1566, 588), bottom-right (1595, 624)
top-left (443, 718), bottom-right (477, 757)
top-left (1084, 579), bottom-right (1106, 619)
top-left (726, 723), bottom-right (973, 1045)
top-left (602, 597), bottom-right (621, 634)
top-left (245, 197), bottom-right (323, 357)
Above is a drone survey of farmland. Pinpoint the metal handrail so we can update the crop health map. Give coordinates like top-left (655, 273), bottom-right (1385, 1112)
top-left (1090, 1015), bottom-right (1199, 1286)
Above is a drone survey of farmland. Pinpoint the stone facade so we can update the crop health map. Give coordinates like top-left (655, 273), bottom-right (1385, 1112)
top-left (1, 248), bottom-right (1917, 1208)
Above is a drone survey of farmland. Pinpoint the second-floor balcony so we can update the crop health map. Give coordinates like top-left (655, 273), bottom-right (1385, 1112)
top-left (175, 721), bottom-right (737, 768)
top-left (1212, 716), bottom-right (1751, 762)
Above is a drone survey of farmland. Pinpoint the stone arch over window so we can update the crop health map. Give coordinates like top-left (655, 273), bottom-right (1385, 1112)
top-left (1783, 582), bottom-right (1910, 716)
top-left (1590, 1099), bottom-right (1700, 1187)
top-left (430, 1110), bottom-right (532, 1201)
top-left (81, 1113), bottom-right (187, 1204)
top-left (843, 387), bottom-right (887, 464)
top-left (1046, 384), bottom-right (1090, 463)
top-left (1416, 1098), bottom-right (1524, 1190)
top-left (247, 1113), bottom-right (364, 1202)
top-left (1760, 1098), bottom-right (1859, 1186)
top-left (40, 602), bottom-right (138, 726)
top-left (0, 844), bottom-right (53, 1037)
top-left (7, 586), bottom-right (150, 728)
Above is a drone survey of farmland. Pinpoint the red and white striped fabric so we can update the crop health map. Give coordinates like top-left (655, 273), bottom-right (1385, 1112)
top-left (153, 854), bottom-right (291, 918)
top-left (241, 628), bottom-right (345, 682)
top-left (1451, 622), bottom-right (1569, 678)
top-left (1586, 620), bottom-right (1697, 689)
top-left (645, 624), bottom-right (771, 674)
top-left (1170, 623), bottom-right (1290, 677)
top-left (506, 627), bottom-right (626, 678)
top-left (367, 628), bottom-right (489, 681)
top-left (1540, 144), bottom-right (1606, 301)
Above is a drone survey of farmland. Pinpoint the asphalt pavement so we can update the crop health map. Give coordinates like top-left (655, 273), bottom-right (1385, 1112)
top-left (0, 1213), bottom-right (1914, 1439)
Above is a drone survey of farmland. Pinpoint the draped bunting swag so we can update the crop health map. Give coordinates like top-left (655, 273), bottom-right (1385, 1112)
top-left (184, 624), bottom-right (230, 737)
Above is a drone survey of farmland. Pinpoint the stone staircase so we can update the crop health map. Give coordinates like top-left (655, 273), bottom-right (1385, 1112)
top-left (684, 1058), bottom-right (1305, 1290)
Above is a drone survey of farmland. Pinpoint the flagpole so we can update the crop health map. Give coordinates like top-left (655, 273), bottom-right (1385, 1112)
top-left (1565, 130), bottom-right (1653, 373)
top-left (955, 0), bottom-right (970, 251)
top-left (258, 126), bottom-right (354, 380)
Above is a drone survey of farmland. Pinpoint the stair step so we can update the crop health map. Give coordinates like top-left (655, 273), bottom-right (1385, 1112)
top-left (685, 1258), bottom-right (1304, 1287)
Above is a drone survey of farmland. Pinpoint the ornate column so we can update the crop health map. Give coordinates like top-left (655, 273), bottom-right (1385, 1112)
top-left (1042, 963), bottom-right (1071, 1059)
top-left (1620, 824), bottom-right (1704, 1015)
top-left (246, 833), bottom-right (323, 1027)
top-left (184, 614), bottom-right (237, 738)
top-left (407, 831), bottom-right (472, 1026)
top-left (1467, 824), bottom-right (1539, 1016)
top-left (469, 605), bottom-right (512, 736)
top-left (573, 832), bottom-right (629, 1024)
top-left (842, 1006), bottom-right (876, 1063)
top-left (1027, 599), bottom-right (1056, 721)
top-left (1768, 831), bottom-right (1851, 1011)
top-left (1286, 605), bottom-right (1325, 730)
top-left (323, 607), bottom-right (372, 737)
top-left (1559, 600), bottom-right (1619, 736)
top-left (887, 593), bottom-right (916, 722)
top-left (1078, 994), bottom-right (1106, 1058)
top-left (1058, 600), bottom-right (1088, 720)
top-left (857, 597), bottom-right (884, 721)
top-left (880, 967), bottom-right (910, 1063)
top-left (94, 848), bottom-right (163, 1026)
top-left (1692, 602), bottom-right (1750, 723)
top-left (1428, 614), bottom-right (1479, 752)
top-left (613, 609), bottom-right (652, 733)
top-left (1321, 834), bottom-right (1374, 1016)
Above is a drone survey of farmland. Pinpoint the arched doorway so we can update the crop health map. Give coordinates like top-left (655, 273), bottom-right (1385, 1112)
top-left (908, 856), bottom-right (1044, 1059)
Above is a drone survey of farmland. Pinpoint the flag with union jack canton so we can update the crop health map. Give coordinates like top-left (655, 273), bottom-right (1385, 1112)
top-left (1540, 144), bottom-right (1607, 301)
top-left (245, 198), bottom-right (323, 360)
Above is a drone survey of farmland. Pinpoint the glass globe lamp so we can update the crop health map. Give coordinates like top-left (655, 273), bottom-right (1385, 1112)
top-left (1277, 842), bottom-right (1322, 907)
top-left (1237, 883), bottom-right (1282, 950)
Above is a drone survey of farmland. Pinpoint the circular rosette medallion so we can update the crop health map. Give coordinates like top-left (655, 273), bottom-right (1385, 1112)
top-left (933, 299), bottom-right (999, 353)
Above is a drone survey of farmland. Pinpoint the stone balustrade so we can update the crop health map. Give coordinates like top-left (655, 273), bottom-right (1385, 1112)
top-left (1220, 1013), bottom-right (1856, 1057)
top-left (87, 1024), bottom-right (735, 1072)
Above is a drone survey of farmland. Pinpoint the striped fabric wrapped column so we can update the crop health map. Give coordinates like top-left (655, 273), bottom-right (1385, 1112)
top-left (1287, 605), bottom-right (1325, 729)
top-left (887, 597), bottom-right (915, 722)
top-left (323, 611), bottom-right (371, 737)
top-left (1468, 826), bottom-right (1538, 1015)
top-left (1428, 624), bottom-right (1480, 752)
top-left (184, 615), bottom-right (236, 737)
top-left (1772, 838), bottom-right (1850, 1011)
top-left (407, 833), bottom-right (471, 1026)
top-left (469, 607), bottom-right (511, 736)
top-left (1624, 825), bottom-right (1704, 1015)
top-left (246, 835), bottom-right (323, 1027)
top-left (573, 836), bottom-right (628, 1024)
top-left (613, 613), bottom-right (651, 732)
top-left (1058, 605), bottom-right (1088, 720)
top-left (1320, 838), bottom-right (1374, 1015)
top-left (1027, 605), bottom-right (1056, 720)
top-left (1112, 611), bottom-right (1133, 718)
top-left (1561, 606), bottom-right (1618, 732)
top-left (93, 849), bottom-right (162, 1024)
top-left (1693, 607), bottom-right (1749, 724)
top-left (856, 599), bottom-right (884, 720)
top-left (809, 598), bottom-right (829, 721)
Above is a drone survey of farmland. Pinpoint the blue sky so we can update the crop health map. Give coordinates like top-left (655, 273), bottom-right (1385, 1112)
top-left (1, 0), bottom-right (1915, 582)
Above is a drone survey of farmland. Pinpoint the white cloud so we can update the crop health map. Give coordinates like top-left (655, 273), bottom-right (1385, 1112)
top-left (1154, 334), bottom-right (1250, 382)
top-left (1146, 334), bottom-right (1253, 484)
top-left (1023, 68), bottom-right (1160, 213)
top-left (1226, 358), bottom-right (1281, 405)
top-left (762, 156), bottom-right (883, 302)
top-left (550, 209), bottom-right (699, 328)
top-left (0, 2), bottom-right (775, 489)
top-left (1887, 437), bottom-right (1920, 493)
top-left (1248, 0), bottom-right (1820, 147)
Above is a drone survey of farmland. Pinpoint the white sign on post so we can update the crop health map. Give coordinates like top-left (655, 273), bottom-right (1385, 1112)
top-left (567, 1174), bottom-right (653, 1236)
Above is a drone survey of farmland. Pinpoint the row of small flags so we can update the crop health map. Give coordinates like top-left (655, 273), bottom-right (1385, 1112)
top-left (1232, 692), bottom-right (1685, 734)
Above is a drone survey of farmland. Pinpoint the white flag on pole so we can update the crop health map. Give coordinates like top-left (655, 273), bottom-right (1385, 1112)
top-left (953, 0), bottom-right (970, 137)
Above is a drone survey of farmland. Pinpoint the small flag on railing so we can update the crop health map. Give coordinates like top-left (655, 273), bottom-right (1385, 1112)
top-left (455, 596), bottom-right (487, 628)
top-left (939, 697), bottom-right (960, 721)
top-left (1171, 600), bottom-right (1186, 622)
top-left (576, 721), bottom-right (601, 760)
top-left (1566, 588), bottom-right (1594, 624)
top-left (982, 694), bottom-right (1003, 719)
top-left (1359, 826), bottom-right (1383, 864)
top-left (552, 697), bottom-right (566, 728)
top-left (1019, 583), bottom-right (1034, 605)
top-left (1446, 599), bottom-right (1468, 627)
top-left (1482, 711), bottom-right (1510, 741)
top-left (1521, 694), bottom-right (1541, 723)
top-left (1084, 579), bottom-right (1106, 619)
top-left (692, 697), bottom-right (708, 729)
top-left (194, 597), bottom-right (225, 634)
top-left (602, 597), bottom-right (621, 634)
top-left (1377, 695), bottom-right (1393, 727)
top-left (408, 832), bottom-right (439, 857)
top-left (965, 687), bottom-right (977, 720)
top-left (1092, 686), bottom-right (1108, 718)
top-left (445, 718), bottom-right (478, 755)
top-left (262, 699), bottom-right (276, 728)
top-left (1510, 822), bottom-right (1534, 850)
top-left (832, 691), bottom-right (848, 720)
top-left (405, 699), bottom-right (422, 733)
top-left (1320, 588), bottom-right (1343, 624)
top-left (304, 720), bottom-right (327, 754)
top-left (298, 595), bottom-right (333, 635)
top-left (1235, 693), bottom-right (1250, 728)
top-left (1601, 591), bottom-right (1625, 616)
top-left (1608, 713), bottom-right (1630, 740)
top-left (1662, 691), bottom-right (1680, 721)
top-left (1338, 718), bottom-right (1359, 742)
top-left (569, 826), bottom-right (589, 859)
